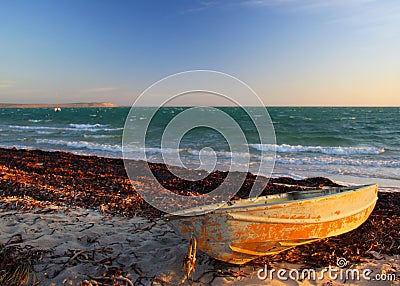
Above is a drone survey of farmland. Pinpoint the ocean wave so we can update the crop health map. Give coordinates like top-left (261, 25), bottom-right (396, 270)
top-left (10, 125), bottom-right (59, 131)
top-left (186, 149), bottom-right (255, 159)
top-left (378, 187), bottom-right (400, 193)
top-left (163, 148), bottom-right (398, 168)
top-left (123, 145), bottom-right (183, 155)
top-left (274, 155), bottom-right (400, 168)
top-left (69, 123), bottom-right (107, 129)
top-left (8, 125), bottom-right (123, 132)
top-left (36, 139), bottom-right (122, 152)
top-left (103, 128), bottom-right (124, 131)
top-left (28, 119), bottom-right (42, 123)
top-left (83, 134), bottom-right (121, 139)
top-left (36, 140), bottom-right (181, 155)
top-left (36, 131), bottom-right (55, 135)
top-left (249, 144), bottom-right (385, 155)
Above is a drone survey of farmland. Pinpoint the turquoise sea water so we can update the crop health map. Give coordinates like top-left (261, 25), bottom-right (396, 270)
top-left (0, 107), bottom-right (399, 187)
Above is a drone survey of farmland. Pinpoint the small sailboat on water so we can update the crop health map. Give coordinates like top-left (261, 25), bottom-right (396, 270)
top-left (54, 92), bottom-right (61, 112)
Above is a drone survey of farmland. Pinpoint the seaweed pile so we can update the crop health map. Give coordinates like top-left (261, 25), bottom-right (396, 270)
top-left (0, 147), bottom-right (399, 270)
top-left (0, 148), bottom-right (338, 218)
top-left (0, 148), bottom-right (156, 217)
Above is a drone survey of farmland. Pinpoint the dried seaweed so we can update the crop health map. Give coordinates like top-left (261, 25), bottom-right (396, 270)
top-left (0, 148), bottom-right (340, 218)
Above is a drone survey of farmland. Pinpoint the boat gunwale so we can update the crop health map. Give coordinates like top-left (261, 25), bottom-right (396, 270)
top-left (165, 184), bottom-right (377, 219)
top-left (228, 196), bottom-right (377, 224)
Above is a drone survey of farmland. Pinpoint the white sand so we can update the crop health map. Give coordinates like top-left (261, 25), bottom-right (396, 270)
top-left (0, 208), bottom-right (398, 285)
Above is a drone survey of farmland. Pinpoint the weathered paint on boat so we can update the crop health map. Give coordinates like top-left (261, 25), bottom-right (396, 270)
top-left (166, 184), bottom-right (378, 264)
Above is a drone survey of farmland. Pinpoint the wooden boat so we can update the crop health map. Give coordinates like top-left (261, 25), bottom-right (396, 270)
top-left (166, 184), bottom-right (378, 264)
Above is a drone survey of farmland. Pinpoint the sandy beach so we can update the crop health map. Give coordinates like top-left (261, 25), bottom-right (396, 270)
top-left (1, 148), bottom-right (399, 285)
top-left (1, 207), bottom-right (398, 286)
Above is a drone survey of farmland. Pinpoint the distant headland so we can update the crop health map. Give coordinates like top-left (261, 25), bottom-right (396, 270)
top-left (0, 102), bottom-right (118, 108)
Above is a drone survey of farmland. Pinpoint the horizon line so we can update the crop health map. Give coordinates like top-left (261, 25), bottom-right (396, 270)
top-left (0, 102), bottom-right (399, 108)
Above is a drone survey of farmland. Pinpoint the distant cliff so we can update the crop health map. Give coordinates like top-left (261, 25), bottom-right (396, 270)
top-left (0, 102), bottom-right (118, 108)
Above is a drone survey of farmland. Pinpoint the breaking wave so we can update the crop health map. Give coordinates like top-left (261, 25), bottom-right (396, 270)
top-left (249, 144), bottom-right (385, 155)
top-left (36, 139), bottom-right (122, 153)
top-left (69, 123), bottom-right (107, 129)
top-left (8, 125), bottom-right (122, 132)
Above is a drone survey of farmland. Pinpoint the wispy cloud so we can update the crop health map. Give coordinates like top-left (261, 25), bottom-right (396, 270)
top-left (328, 2), bottom-right (400, 25)
top-left (83, 87), bottom-right (117, 93)
top-left (242, 0), bottom-right (375, 9)
top-left (242, 0), bottom-right (400, 36)
top-left (0, 80), bottom-right (16, 89)
top-left (324, 1), bottom-right (400, 37)
top-left (181, 1), bottom-right (218, 14)
top-left (293, 0), bottom-right (376, 11)
top-left (242, 0), bottom-right (295, 7)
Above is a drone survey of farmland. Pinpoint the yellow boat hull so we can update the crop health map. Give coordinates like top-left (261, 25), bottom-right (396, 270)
top-left (167, 184), bottom-right (378, 264)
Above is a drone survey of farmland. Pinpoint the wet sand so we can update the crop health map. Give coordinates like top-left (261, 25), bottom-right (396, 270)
top-left (0, 148), bottom-right (399, 285)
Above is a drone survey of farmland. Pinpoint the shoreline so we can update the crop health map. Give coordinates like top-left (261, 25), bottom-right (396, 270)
top-left (2, 144), bottom-right (399, 189)
top-left (0, 147), bottom-right (399, 285)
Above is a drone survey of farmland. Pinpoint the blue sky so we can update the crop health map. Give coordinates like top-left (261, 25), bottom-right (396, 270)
top-left (0, 0), bottom-right (399, 106)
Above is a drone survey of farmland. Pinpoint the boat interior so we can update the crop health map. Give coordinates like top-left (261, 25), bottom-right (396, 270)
top-left (166, 184), bottom-right (375, 217)
top-left (226, 184), bottom-right (372, 208)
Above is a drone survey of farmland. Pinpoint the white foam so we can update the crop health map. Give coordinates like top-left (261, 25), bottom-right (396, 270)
top-left (83, 134), bottom-right (120, 139)
top-left (69, 123), bottom-right (107, 129)
top-left (34, 140), bottom-right (184, 155)
top-left (186, 149), bottom-right (253, 158)
top-left (378, 186), bottom-right (400, 193)
top-left (274, 155), bottom-right (400, 168)
top-left (36, 131), bottom-right (54, 135)
top-left (9, 125), bottom-right (63, 131)
top-left (36, 139), bottom-right (122, 153)
top-left (249, 144), bottom-right (385, 155)
top-left (8, 125), bottom-right (122, 132)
